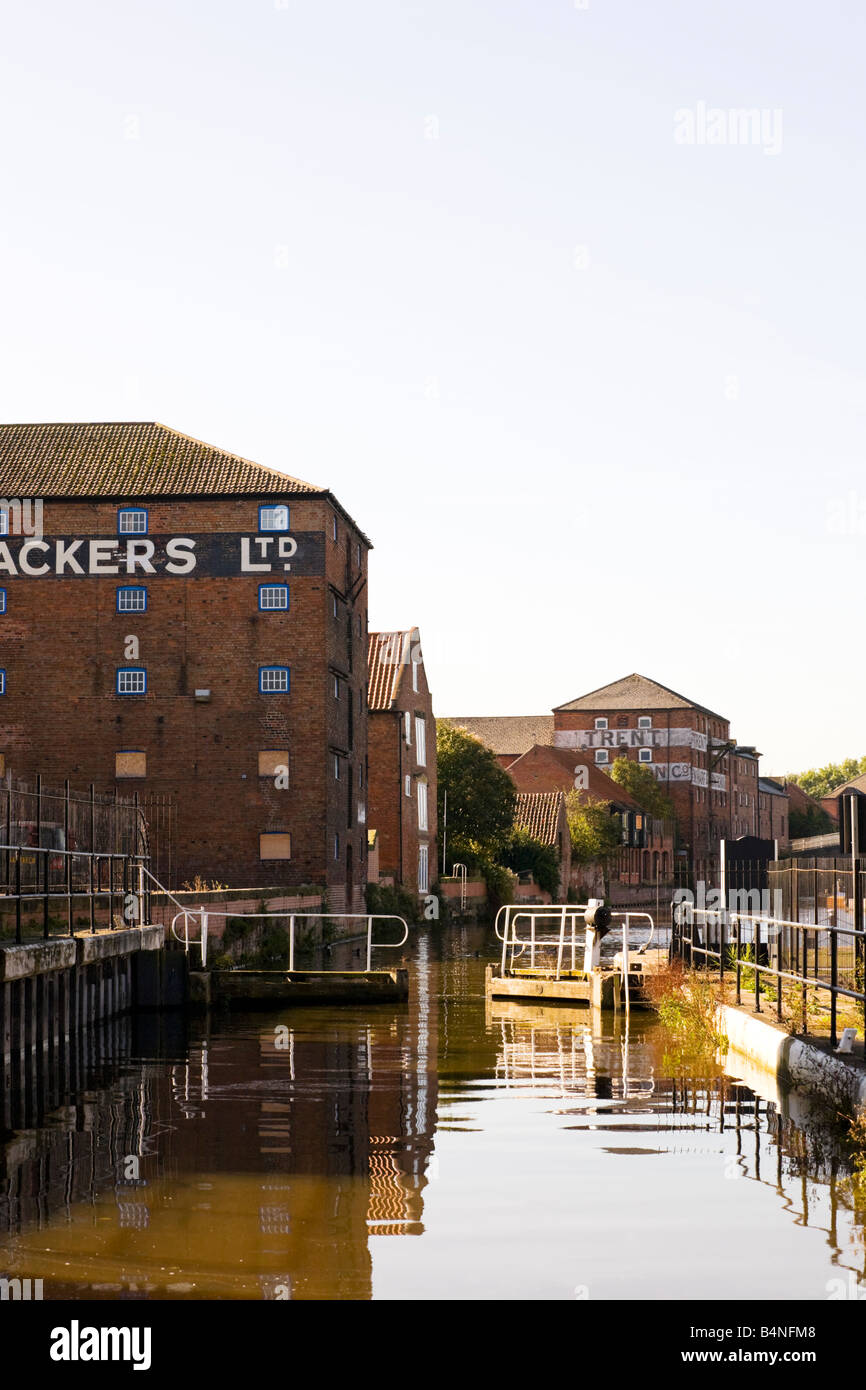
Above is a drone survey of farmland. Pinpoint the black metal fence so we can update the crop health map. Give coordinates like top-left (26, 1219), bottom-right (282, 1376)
top-left (0, 775), bottom-right (151, 942)
top-left (671, 859), bottom-right (866, 1047)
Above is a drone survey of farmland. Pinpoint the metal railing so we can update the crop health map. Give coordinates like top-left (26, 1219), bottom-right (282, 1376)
top-left (672, 902), bottom-right (866, 1046)
top-left (0, 842), bottom-right (148, 942)
top-left (494, 903), bottom-right (656, 981)
top-left (168, 908), bottom-right (409, 972)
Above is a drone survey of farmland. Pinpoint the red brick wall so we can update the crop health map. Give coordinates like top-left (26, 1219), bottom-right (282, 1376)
top-left (366, 635), bottom-right (437, 897)
top-left (0, 495), bottom-right (369, 903)
top-left (553, 704), bottom-right (732, 878)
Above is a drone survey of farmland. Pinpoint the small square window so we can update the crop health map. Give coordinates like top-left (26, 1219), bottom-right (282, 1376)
top-left (116, 750), bottom-right (146, 778)
top-left (334, 754), bottom-right (341, 780)
top-left (117, 586), bottom-right (147, 613)
top-left (333, 595), bottom-right (338, 618)
top-left (334, 832), bottom-right (340, 860)
top-left (260, 666), bottom-right (290, 693)
top-left (334, 675), bottom-right (340, 699)
top-left (259, 750), bottom-right (288, 778)
top-left (638, 716), bottom-right (652, 729)
top-left (404, 774), bottom-right (412, 797)
top-left (595, 718), bottom-right (608, 730)
top-left (595, 749), bottom-right (609, 764)
top-left (332, 515), bottom-right (338, 541)
top-left (117, 668), bottom-right (146, 695)
top-left (638, 749), bottom-right (653, 763)
top-left (0, 670), bottom-right (5, 695)
top-left (118, 508), bottom-right (147, 535)
top-left (260, 832), bottom-right (292, 860)
top-left (259, 504), bottom-right (290, 531)
top-left (355, 543), bottom-right (361, 567)
top-left (259, 584), bottom-right (289, 611)
top-left (0, 589), bottom-right (6, 614)
top-left (0, 512), bottom-right (8, 535)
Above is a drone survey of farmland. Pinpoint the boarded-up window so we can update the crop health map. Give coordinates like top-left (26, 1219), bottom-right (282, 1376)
top-left (258, 750), bottom-right (289, 778)
top-left (260, 833), bottom-right (291, 860)
top-left (0, 752), bottom-right (5, 776)
top-left (116, 751), bottom-right (146, 778)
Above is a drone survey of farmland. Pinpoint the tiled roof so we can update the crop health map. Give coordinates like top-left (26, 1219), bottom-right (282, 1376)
top-left (554, 673), bottom-right (726, 720)
top-left (507, 744), bottom-right (644, 810)
top-left (828, 773), bottom-right (866, 797)
top-left (0, 421), bottom-right (323, 498)
top-left (367, 630), bottom-right (418, 710)
top-left (440, 715), bottom-right (555, 757)
top-left (514, 791), bottom-right (565, 846)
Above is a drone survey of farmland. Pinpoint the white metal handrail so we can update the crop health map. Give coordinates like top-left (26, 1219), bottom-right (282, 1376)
top-left (169, 908), bottom-right (409, 972)
top-left (496, 904), bottom-right (656, 981)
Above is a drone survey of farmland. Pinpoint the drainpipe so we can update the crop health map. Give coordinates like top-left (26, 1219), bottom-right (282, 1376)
top-left (398, 712), bottom-right (404, 888)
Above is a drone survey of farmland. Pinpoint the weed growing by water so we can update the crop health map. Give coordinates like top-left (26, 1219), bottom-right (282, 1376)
top-left (645, 960), bottom-right (729, 1060)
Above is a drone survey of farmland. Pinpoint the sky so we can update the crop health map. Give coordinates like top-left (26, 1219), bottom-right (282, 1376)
top-left (1, 0), bottom-right (863, 775)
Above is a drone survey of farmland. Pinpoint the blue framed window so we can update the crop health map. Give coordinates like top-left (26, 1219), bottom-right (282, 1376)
top-left (118, 508), bottom-right (148, 535)
top-left (259, 666), bottom-right (290, 694)
top-left (258, 583), bottom-right (289, 611)
top-left (0, 670), bottom-right (5, 694)
top-left (258, 504), bottom-right (290, 532)
top-left (117, 668), bottom-right (147, 695)
top-left (117, 586), bottom-right (147, 613)
top-left (0, 590), bottom-right (6, 614)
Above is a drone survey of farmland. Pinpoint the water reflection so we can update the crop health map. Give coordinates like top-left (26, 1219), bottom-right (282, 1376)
top-left (1, 926), bottom-right (866, 1300)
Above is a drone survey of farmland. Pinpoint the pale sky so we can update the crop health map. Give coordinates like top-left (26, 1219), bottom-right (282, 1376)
top-left (1, 0), bottom-right (863, 775)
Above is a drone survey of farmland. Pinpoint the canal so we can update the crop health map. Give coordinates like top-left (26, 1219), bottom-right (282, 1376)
top-left (1, 923), bottom-right (864, 1301)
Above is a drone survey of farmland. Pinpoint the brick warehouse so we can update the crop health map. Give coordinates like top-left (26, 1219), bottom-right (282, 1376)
top-left (552, 673), bottom-right (763, 883)
top-left (0, 422), bottom-right (372, 906)
top-left (366, 629), bottom-right (437, 899)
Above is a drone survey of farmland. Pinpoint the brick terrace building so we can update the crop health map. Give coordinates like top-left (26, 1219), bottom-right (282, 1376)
top-left (504, 742), bottom-right (675, 896)
top-left (552, 673), bottom-right (762, 883)
top-left (0, 422), bottom-right (371, 904)
top-left (367, 629), bottom-right (437, 899)
top-left (757, 777), bottom-right (789, 845)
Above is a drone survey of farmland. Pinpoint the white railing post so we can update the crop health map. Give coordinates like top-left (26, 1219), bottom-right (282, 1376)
top-left (556, 904), bottom-right (566, 981)
top-left (289, 915), bottom-right (295, 972)
top-left (366, 915), bottom-right (372, 972)
top-left (622, 914), bottom-right (630, 1014)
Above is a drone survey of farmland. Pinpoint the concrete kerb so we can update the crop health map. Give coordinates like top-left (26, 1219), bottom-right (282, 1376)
top-left (717, 1002), bottom-right (866, 1116)
top-left (0, 926), bottom-right (165, 981)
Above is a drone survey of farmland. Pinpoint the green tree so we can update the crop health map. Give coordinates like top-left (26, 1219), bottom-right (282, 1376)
top-left (501, 826), bottom-right (560, 897)
top-left (565, 791), bottom-right (623, 865)
top-left (788, 803), bottom-right (835, 838)
top-left (608, 756), bottom-right (675, 820)
top-left (788, 756), bottom-right (866, 799)
top-left (437, 722), bottom-right (517, 869)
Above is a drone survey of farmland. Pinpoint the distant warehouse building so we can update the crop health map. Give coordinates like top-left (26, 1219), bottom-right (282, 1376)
top-left (0, 421), bottom-right (371, 904)
top-left (366, 629), bottom-right (437, 900)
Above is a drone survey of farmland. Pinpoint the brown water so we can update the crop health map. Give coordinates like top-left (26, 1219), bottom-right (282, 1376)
top-left (1, 924), bottom-right (865, 1300)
